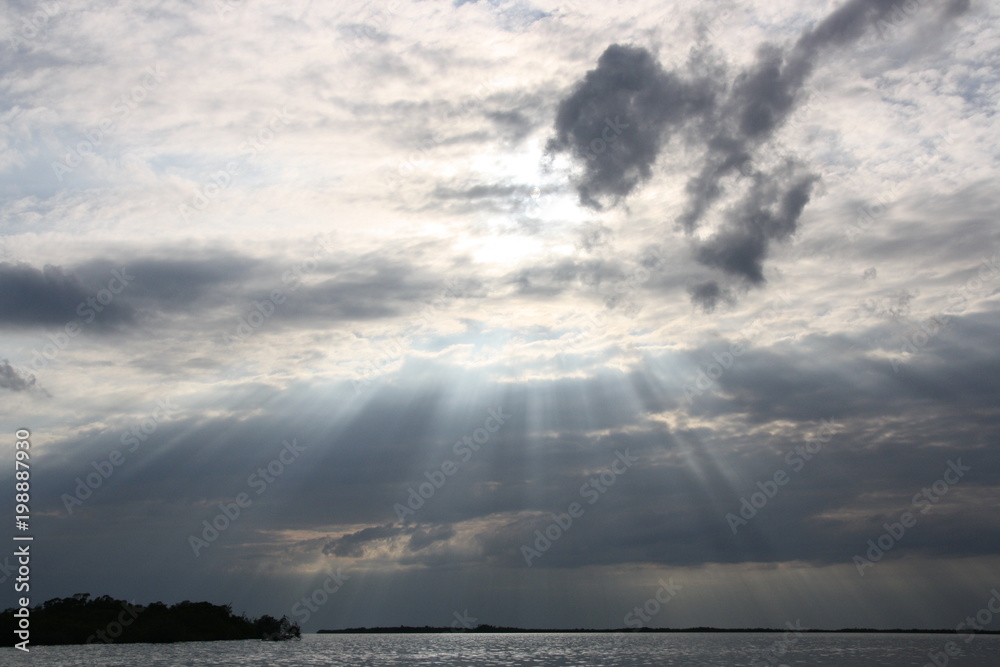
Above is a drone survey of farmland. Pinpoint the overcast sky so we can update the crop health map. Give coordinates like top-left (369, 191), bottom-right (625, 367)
top-left (1, 0), bottom-right (999, 632)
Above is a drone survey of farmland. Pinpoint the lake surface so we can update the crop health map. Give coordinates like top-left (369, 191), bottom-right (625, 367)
top-left (2, 632), bottom-right (999, 666)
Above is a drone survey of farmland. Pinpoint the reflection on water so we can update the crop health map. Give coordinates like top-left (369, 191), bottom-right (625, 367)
top-left (3, 632), bottom-right (1000, 666)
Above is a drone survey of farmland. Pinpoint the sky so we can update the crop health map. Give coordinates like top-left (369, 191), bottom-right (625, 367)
top-left (1, 0), bottom-right (999, 633)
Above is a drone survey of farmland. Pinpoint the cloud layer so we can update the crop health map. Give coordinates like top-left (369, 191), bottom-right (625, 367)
top-left (0, 0), bottom-right (997, 632)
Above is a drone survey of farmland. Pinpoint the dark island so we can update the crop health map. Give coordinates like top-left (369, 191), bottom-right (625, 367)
top-left (3, 594), bottom-right (300, 645)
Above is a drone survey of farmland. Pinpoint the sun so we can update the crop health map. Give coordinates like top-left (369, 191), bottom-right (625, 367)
top-left (470, 233), bottom-right (546, 267)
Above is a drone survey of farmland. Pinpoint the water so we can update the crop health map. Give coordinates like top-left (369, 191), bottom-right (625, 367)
top-left (2, 632), bottom-right (998, 666)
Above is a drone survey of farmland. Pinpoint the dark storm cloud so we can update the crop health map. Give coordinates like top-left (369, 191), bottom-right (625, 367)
top-left (0, 252), bottom-right (268, 330)
top-left (0, 261), bottom-right (133, 328)
top-left (7, 248), bottom-right (461, 334)
top-left (31, 311), bottom-right (1000, 575)
top-left (550, 0), bottom-right (970, 300)
top-left (0, 358), bottom-right (37, 392)
top-left (682, 309), bottom-right (1000, 426)
top-left (547, 43), bottom-right (716, 208)
top-left (81, 254), bottom-right (262, 309)
top-left (694, 169), bottom-right (818, 284)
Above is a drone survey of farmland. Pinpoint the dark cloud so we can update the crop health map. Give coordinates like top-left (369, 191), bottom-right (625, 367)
top-left (547, 43), bottom-right (717, 208)
top-left (695, 169), bottom-right (818, 283)
top-left (323, 524), bottom-right (406, 558)
top-left (321, 523), bottom-right (457, 558)
top-left (688, 280), bottom-right (729, 313)
top-left (408, 524), bottom-right (456, 551)
top-left (0, 262), bottom-right (133, 328)
top-left (0, 359), bottom-right (37, 392)
top-left (550, 0), bottom-right (970, 301)
top-left (87, 254), bottom-right (262, 309)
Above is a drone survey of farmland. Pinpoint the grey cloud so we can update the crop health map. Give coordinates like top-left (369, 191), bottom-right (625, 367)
top-left (77, 253), bottom-right (263, 311)
top-left (487, 109), bottom-right (536, 143)
top-left (0, 359), bottom-right (37, 392)
top-left (408, 524), bottom-right (456, 551)
top-left (323, 524), bottom-right (406, 558)
top-left (0, 261), bottom-right (133, 329)
top-left (688, 280), bottom-right (730, 313)
top-left (506, 257), bottom-right (621, 297)
top-left (25, 327), bottom-right (1000, 578)
top-left (547, 43), bottom-right (716, 209)
top-left (550, 0), bottom-right (970, 303)
top-left (432, 184), bottom-right (529, 200)
top-left (337, 23), bottom-right (391, 45)
top-left (695, 169), bottom-right (818, 283)
top-left (428, 182), bottom-right (540, 216)
top-left (321, 523), bottom-right (456, 557)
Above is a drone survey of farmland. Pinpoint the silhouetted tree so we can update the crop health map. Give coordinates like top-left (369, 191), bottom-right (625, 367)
top-left (1, 596), bottom-right (301, 645)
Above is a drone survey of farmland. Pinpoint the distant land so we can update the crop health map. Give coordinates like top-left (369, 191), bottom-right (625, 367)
top-left (3, 594), bottom-right (300, 646)
top-left (319, 625), bottom-right (1000, 635)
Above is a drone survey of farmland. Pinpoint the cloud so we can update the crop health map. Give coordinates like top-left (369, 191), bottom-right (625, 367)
top-left (547, 43), bottom-right (716, 209)
top-left (323, 524), bottom-right (407, 558)
top-left (695, 167), bottom-right (818, 283)
top-left (550, 0), bottom-right (971, 303)
top-left (321, 522), bottom-right (456, 557)
top-left (0, 262), bottom-right (133, 329)
top-left (688, 280), bottom-right (730, 313)
top-left (0, 359), bottom-right (37, 393)
top-left (408, 524), bottom-right (456, 551)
